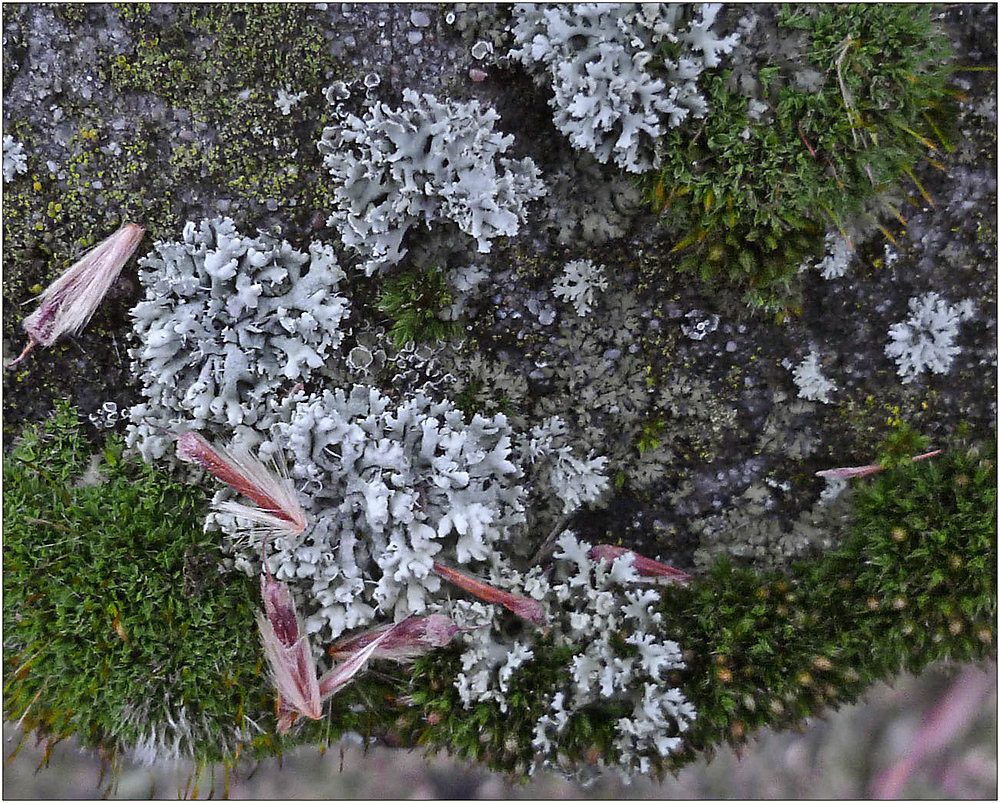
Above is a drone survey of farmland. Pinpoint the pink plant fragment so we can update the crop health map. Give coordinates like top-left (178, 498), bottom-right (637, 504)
top-left (257, 568), bottom-right (396, 733)
top-left (256, 573), bottom-right (322, 732)
top-left (317, 629), bottom-right (393, 699)
top-left (587, 544), bottom-right (692, 584)
top-left (327, 614), bottom-right (461, 662)
top-left (432, 562), bottom-right (546, 626)
top-left (815, 450), bottom-right (942, 479)
top-left (9, 223), bottom-right (145, 367)
top-left (871, 663), bottom-right (996, 798)
top-left (176, 432), bottom-right (307, 534)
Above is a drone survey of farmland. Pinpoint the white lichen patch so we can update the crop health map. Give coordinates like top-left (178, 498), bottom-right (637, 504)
top-left (792, 348), bottom-right (837, 404)
top-left (799, 231), bottom-right (855, 279)
top-left (3, 134), bottom-right (28, 182)
top-left (127, 217), bottom-right (351, 459)
top-left (521, 416), bottom-right (610, 513)
top-left (884, 291), bottom-right (975, 383)
top-left (443, 533), bottom-right (694, 778)
top-left (274, 86), bottom-right (307, 115)
top-left (552, 259), bottom-right (609, 316)
top-left (224, 385), bottom-right (528, 641)
top-left (318, 89), bottom-right (545, 275)
top-left (509, 3), bottom-right (738, 172)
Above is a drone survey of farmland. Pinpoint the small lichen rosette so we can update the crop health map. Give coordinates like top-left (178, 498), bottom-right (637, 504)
top-left (884, 292), bottom-right (976, 383)
top-left (127, 217), bottom-right (351, 459)
top-left (318, 88), bottom-right (545, 275)
top-left (447, 533), bottom-right (694, 777)
top-left (225, 385), bottom-right (527, 640)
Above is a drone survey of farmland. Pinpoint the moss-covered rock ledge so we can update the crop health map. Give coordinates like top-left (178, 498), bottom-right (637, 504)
top-left (4, 402), bottom-right (995, 781)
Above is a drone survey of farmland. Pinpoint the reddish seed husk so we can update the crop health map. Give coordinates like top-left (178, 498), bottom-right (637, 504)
top-left (433, 562), bottom-right (546, 626)
top-left (327, 614), bottom-right (460, 661)
top-left (175, 432), bottom-right (307, 534)
top-left (587, 544), bottom-right (692, 583)
top-left (10, 223), bottom-right (145, 367)
top-left (815, 449), bottom-right (942, 479)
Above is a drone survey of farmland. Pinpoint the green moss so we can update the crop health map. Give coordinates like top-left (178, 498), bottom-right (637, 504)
top-left (636, 416), bottom-right (666, 455)
top-left (3, 401), bottom-right (268, 763)
top-left (655, 437), bottom-right (997, 769)
top-left (1, 402), bottom-right (416, 770)
top-left (643, 5), bottom-right (954, 311)
top-left (377, 268), bottom-right (463, 348)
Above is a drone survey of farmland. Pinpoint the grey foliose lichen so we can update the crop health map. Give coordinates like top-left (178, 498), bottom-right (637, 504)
top-left (127, 217), bottom-right (351, 459)
top-left (521, 415), bottom-right (610, 515)
top-left (3, 134), bottom-right (28, 182)
top-left (541, 151), bottom-right (643, 245)
top-left (509, 3), bottom-right (738, 172)
top-left (791, 348), bottom-right (837, 404)
top-left (799, 231), bottom-right (856, 280)
top-left (552, 258), bottom-right (609, 316)
top-left (690, 478), bottom-right (851, 571)
top-left (318, 88), bottom-right (546, 276)
top-left (235, 385), bottom-right (528, 640)
top-left (884, 291), bottom-right (976, 383)
top-left (446, 532), bottom-right (694, 778)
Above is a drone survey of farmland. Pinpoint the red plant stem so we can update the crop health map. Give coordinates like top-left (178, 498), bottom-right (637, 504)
top-left (7, 336), bottom-right (38, 368)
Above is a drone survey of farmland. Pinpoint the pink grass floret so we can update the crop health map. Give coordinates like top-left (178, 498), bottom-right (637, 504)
top-left (176, 432), bottom-right (307, 534)
top-left (10, 223), bottom-right (145, 367)
top-left (327, 614), bottom-right (460, 662)
top-left (815, 450), bottom-right (942, 479)
top-left (587, 544), bottom-right (692, 584)
top-left (317, 629), bottom-right (393, 699)
top-left (256, 574), bottom-right (322, 731)
top-left (433, 562), bottom-right (546, 626)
